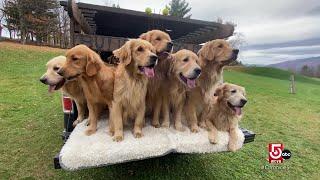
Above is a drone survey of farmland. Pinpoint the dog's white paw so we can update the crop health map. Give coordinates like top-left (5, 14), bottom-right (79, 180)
top-left (72, 118), bottom-right (83, 127)
top-left (209, 137), bottom-right (218, 144)
top-left (85, 128), bottom-right (96, 136)
top-left (133, 131), bottom-right (143, 138)
top-left (113, 135), bottom-right (124, 142)
top-left (161, 122), bottom-right (170, 128)
top-left (199, 121), bottom-right (207, 129)
top-left (151, 122), bottom-right (160, 128)
top-left (228, 142), bottom-right (238, 152)
top-left (175, 124), bottom-right (186, 132)
top-left (191, 125), bottom-right (199, 133)
top-left (72, 120), bottom-right (80, 127)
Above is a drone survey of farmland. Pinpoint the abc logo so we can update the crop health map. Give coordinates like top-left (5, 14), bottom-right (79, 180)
top-left (268, 143), bottom-right (291, 163)
top-left (282, 149), bottom-right (291, 160)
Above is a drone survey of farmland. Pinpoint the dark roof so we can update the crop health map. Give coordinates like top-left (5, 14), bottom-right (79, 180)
top-left (60, 1), bottom-right (234, 44)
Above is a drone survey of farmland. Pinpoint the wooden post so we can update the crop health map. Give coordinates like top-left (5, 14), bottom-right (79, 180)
top-left (290, 74), bottom-right (296, 94)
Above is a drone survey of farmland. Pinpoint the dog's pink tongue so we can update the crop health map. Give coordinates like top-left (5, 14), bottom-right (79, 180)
top-left (187, 79), bottom-right (196, 88)
top-left (235, 107), bottom-right (242, 116)
top-left (48, 85), bottom-right (56, 93)
top-left (144, 67), bottom-right (155, 78)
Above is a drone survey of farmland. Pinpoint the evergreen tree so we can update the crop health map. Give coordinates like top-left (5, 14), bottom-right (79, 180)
top-left (2, 0), bottom-right (60, 44)
top-left (168, 0), bottom-right (192, 18)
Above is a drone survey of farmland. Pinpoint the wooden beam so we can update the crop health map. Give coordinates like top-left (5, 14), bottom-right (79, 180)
top-left (173, 42), bottom-right (201, 53)
top-left (73, 33), bottom-right (201, 53)
top-left (78, 9), bottom-right (97, 14)
top-left (68, 0), bottom-right (93, 34)
top-left (86, 20), bottom-right (95, 24)
top-left (174, 25), bottom-right (223, 44)
top-left (74, 33), bottom-right (127, 51)
top-left (83, 13), bottom-right (96, 18)
top-left (84, 17), bottom-right (94, 21)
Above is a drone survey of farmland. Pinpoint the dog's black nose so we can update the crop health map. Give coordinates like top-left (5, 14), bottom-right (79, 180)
top-left (40, 77), bottom-right (47, 84)
top-left (149, 55), bottom-right (158, 64)
top-left (57, 69), bottom-right (64, 76)
top-left (167, 42), bottom-right (173, 50)
top-left (194, 68), bottom-right (201, 76)
top-left (231, 49), bottom-right (239, 60)
top-left (240, 99), bottom-right (247, 106)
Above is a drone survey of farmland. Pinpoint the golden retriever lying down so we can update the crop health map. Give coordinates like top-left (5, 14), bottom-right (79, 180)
top-left (57, 45), bottom-right (115, 136)
top-left (140, 30), bottom-right (174, 128)
top-left (185, 39), bottom-right (239, 132)
top-left (110, 39), bottom-right (158, 142)
top-left (40, 56), bottom-right (87, 126)
top-left (164, 49), bottom-right (201, 131)
top-left (205, 83), bottom-right (247, 151)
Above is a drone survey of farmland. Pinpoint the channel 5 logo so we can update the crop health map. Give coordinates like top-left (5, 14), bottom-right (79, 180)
top-left (268, 143), bottom-right (291, 163)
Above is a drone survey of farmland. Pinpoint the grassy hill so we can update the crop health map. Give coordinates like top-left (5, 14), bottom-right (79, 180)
top-left (0, 42), bottom-right (319, 179)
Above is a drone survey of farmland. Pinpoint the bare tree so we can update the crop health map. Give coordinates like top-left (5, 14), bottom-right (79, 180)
top-left (54, 5), bottom-right (69, 48)
top-left (301, 65), bottom-right (314, 77)
top-left (228, 32), bottom-right (246, 49)
top-left (316, 65), bottom-right (320, 78)
top-left (0, 0), bottom-right (3, 37)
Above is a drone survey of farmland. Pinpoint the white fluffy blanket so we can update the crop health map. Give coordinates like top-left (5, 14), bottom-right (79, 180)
top-left (59, 119), bottom-right (244, 170)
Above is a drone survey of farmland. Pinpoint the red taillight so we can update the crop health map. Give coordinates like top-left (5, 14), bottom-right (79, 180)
top-left (62, 95), bottom-right (73, 113)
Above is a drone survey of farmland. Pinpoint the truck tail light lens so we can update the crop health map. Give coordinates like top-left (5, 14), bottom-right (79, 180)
top-left (62, 95), bottom-right (73, 113)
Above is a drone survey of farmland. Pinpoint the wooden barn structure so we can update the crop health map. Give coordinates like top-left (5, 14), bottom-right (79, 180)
top-left (60, 0), bottom-right (234, 57)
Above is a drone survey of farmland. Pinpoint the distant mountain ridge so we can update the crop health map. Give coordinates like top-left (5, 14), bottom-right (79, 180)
top-left (268, 57), bottom-right (320, 71)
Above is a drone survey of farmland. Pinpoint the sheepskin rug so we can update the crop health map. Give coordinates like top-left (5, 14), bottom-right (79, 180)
top-left (59, 119), bottom-right (244, 170)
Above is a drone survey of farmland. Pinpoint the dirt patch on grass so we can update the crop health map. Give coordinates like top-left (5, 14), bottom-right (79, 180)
top-left (0, 41), bottom-right (66, 53)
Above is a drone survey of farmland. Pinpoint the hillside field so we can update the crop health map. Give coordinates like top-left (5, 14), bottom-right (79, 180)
top-left (0, 42), bottom-right (319, 179)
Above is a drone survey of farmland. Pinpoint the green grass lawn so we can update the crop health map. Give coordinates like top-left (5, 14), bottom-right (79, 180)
top-left (1, 42), bottom-right (319, 179)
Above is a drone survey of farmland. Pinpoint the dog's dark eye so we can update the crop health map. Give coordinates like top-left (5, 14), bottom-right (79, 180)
top-left (53, 66), bottom-right (60, 71)
top-left (156, 37), bottom-right (161, 41)
top-left (72, 57), bottom-right (78, 61)
top-left (183, 57), bottom-right (189, 62)
top-left (231, 90), bottom-right (237, 93)
top-left (137, 46), bottom-right (144, 52)
top-left (218, 44), bottom-right (223, 48)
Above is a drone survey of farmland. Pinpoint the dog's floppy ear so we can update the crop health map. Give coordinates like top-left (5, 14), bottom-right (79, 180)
top-left (242, 87), bottom-right (246, 96)
top-left (214, 88), bottom-right (221, 97)
top-left (86, 50), bottom-right (101, 77)
top-left (139, 32), bottom-right (151, 41)
top-left (168, 54), bottom-right (176, 75)
top-left (113, 41), bottom-right (132, 66)
top-left (198, 42), bottom-right (215, 61)
top-left (214, 85), bottom-right (224, 97)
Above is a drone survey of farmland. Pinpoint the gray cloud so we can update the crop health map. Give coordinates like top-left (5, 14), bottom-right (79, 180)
top-left (81, 0), bottom-right (320, 64)
top-left (1, 0), bottom-right (315, 65)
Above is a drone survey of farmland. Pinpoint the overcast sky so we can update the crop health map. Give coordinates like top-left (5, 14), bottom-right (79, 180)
top-left (80, 0), bottom-right (320, 65)
top-left (2, 0), bottom-right (319, 65)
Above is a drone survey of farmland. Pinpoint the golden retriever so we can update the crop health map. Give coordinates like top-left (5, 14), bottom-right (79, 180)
top-left (185, 39), bottom-right (239, 132)
top-left (164, 49), bottom-right (201, 131)
top-left (205, 83), bottom-right (247, 151)
top-left (140, 30), bottom-right (174, 128)
top-left (40, 56), bottom-right (87, 126)
top-left (57, 45), bottom-right (115, 136)
top-left (110, 39), bottom-right (158, 142)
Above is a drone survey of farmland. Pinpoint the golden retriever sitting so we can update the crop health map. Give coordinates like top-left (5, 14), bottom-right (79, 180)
top-left (164, 49), bottom-right (201, 131)
top-left (110, 39), bottom-right (158, 142)
top-left (185, 39), bottom-right (239, 132)
top-left (140, 30), bottom-right (174, 128)
top-left (40, 56), bottom-right (87, 126)
top-left (205, 83), bottom-right (247, 152)
top-left (57, 45), bottom-right (115, 136)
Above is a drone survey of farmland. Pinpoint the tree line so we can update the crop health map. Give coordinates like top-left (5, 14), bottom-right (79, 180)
top-left (299, 64), bottom-right (320, 78)
top-left (0, 0), bottom-right (70, 48)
